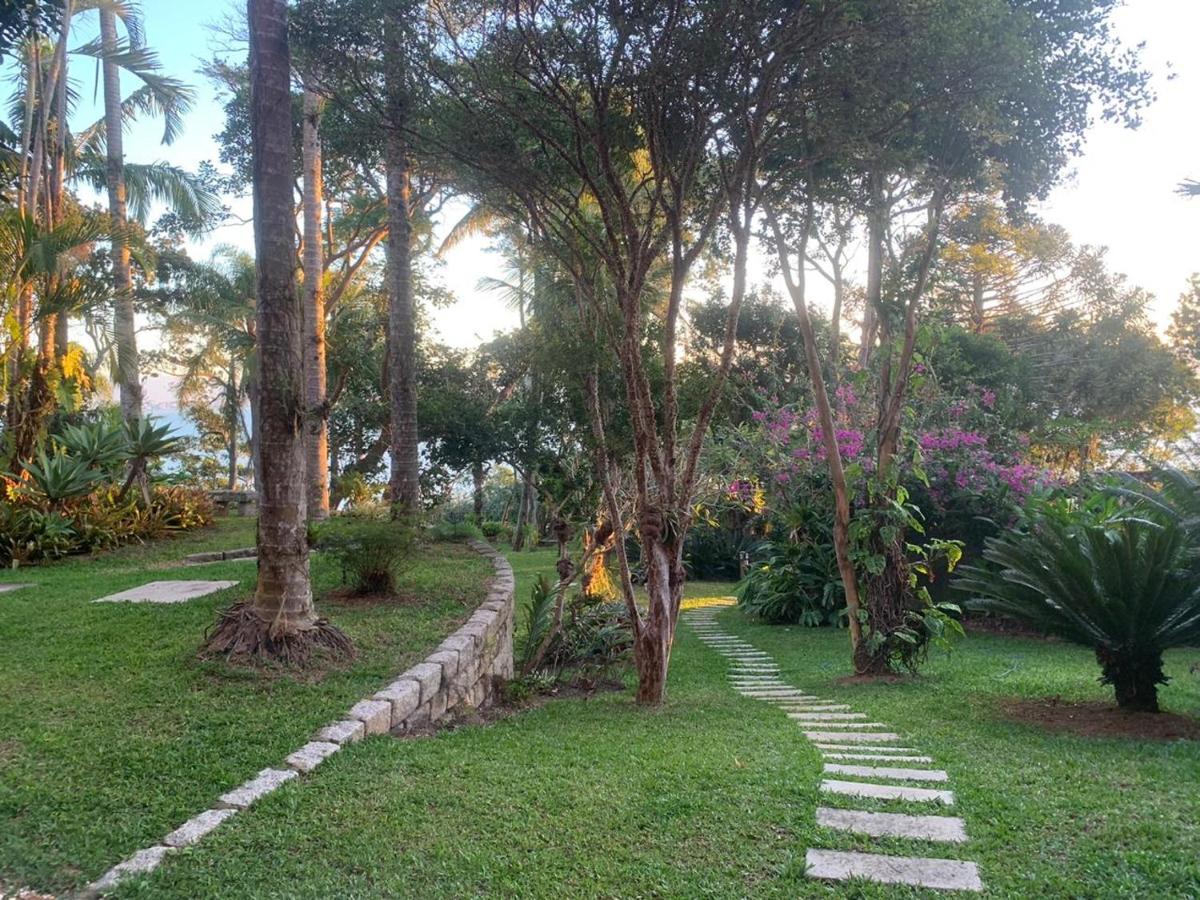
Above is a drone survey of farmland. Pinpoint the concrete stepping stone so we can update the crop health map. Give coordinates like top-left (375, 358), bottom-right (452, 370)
top-left (815, 807), bottom-right (968, 843)
top-left (825, 763), bottom-right (949, 782)
top-left (779, 705), bottom-right (850, 712)
top-left (805, 848), bottom-right (981, 892)
top-left (795, 721), bottom-right (889, 729)
top-left (803, 731), bottom-right (902, 743)
top-left (820, 778), bottom-right (954, 805)
top-left (0, 583), bottom-right (32, 594)
top-left (94, 580), bottom-right (239, 604)
top-left (823, 752), bottom-right (934, 763)
top-left (815, 743), bottom-right (918, 752)
top-left (786, 712), bottom-right (868, 721)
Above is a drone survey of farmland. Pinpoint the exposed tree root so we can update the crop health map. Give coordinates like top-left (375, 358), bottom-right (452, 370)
top-left (200, 600), bottom-right (354, 667)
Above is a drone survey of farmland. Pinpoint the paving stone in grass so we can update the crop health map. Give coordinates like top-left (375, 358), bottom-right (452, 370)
top-left (93, 580), bottom-right (239, 604)
top-left (824, 763), bottom-right (949, 782)
top-left (217, 768), bottom-right (298, 809)
top-left (786, 712), bottom-right (868, 721)
top-left (803, 731), bottom-right (902, 743)
top-left (285, 741), bottom-right (341, 773)
top-left (89, 845), bottom-right (174, 893)
top-left (779, 704), bottom-right (851, 712)
top-left (815, 807), bottom-right (967, 843)
top-left (314, 719), bottom-right (365, 745)
top-left (820, 778), bottom-right (954, 805)
top-left (814, 743), bottom-right (918, 752)
top-left (823, 752), bottom-right (934, 763)
top-left (804, 848), bottom-right (981, 892)
top-left (163, 808), bottom-right (239, 848)
top-left (0, 583), bottom-right (32, 594)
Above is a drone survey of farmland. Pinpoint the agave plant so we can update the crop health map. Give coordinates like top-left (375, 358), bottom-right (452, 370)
top-left (955, 512), bottom-right (1200, 712)
top-left (55, 422), bottom-right (126, 471)
top-left (118, 417), bottom-right (185, 505)
top-left (21, 450), bottom-right (105, 505)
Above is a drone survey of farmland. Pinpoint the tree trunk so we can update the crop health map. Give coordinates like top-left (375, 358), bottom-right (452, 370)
top-left (101, 9), bottom-right (142, 423)
top-left (1098, 647), bottom-right (1162, 713)
top-left (205, 0), bottom-right (349, 664)
top-left (301, 88), bottom-right (330, 520)
top-left (384, 24), bottom-right (419, 518)
top-left (472, 459), bottom-right (485, 524)
top-left (633, 531), bottom-right (683, 705)
top-left (858, 171), bottom-right (885, 369)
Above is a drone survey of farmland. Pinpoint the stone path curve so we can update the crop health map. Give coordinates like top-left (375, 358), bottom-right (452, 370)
top-left (682, 602), bottom-right (983, 893)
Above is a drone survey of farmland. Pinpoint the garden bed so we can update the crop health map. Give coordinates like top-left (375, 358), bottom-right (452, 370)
top-left (0, 519), bottom-right (491, 896)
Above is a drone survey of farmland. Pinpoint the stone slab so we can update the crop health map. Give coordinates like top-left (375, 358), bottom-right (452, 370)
top-left (93, 580), bottom-right (239, 604)
top-left (815, 743), bottom-right (917, 752)
top-left (815, 806), bottom-right (968, 843)
top-left (802, 731), bottom-right (901, 743)
top-left (820, 778), bottom-right (954, 805)
top-left (794, 721), bottom-right (889, 729)
top-left (217, 767), bottom-right (298, 809)
top-left (823, 752), bottom-right (934, 763)
top-left (314, 719), bottom-right (365, 745)
top-left (285, 740), bottom-right (341, 773)
top-left (163, 807), bottom-right (239, 848)
top-left (0, 583), bottom-right (33, 594)
top-left (779, 705), bottom-right (850, 712)
top-left (348, 698), bottom-right (392, 735)
top-left (805, 849), bottom-right (981, 892)
top-left (825, 763), bottom-right (949, 782)
top-left (373, 679), bottom-right (421, 726)
top-left (402, 662), bottom-right (443, 702)
top-left (89, 845), bottom-right (174, 892)
top-left (786, 712), bottom-right (868, 721)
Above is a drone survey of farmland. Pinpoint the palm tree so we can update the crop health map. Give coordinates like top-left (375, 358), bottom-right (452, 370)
top-left (204, 0), bottom-right (349, 664)
top-left (301, 86), bottom-right (329, 519)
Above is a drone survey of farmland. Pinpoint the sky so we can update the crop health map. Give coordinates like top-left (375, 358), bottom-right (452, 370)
top-left (60, 0), bottom-right (1200, 404)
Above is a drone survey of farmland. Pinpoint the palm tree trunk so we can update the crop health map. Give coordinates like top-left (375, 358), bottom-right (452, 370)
top-left (384, 17), bottom-right (419, 519)
top-left (205, 0), bottom-right (349, 664)
top-left (100, 9), bottom-right (142, 422)
top-left (301, 88), bottom-right (330, 520)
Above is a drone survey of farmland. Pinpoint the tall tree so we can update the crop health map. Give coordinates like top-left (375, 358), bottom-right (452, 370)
top-left (301, 86), bottom-right (330, 518)
top-left (205, 0), bottom-right (350, 663)
top-left (100, 7), bottom-right (140, 422)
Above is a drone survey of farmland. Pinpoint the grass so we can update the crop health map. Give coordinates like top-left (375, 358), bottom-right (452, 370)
top-left (7, 543), bottom-right (1200, 897)
top-left (0, 518), bottom-right (491, 895)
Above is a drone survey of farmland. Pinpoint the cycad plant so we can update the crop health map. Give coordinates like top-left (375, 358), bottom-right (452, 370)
top-left (955, 510), bottom-right (1200, 712)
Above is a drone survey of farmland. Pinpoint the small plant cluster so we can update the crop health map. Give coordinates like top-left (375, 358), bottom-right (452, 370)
top-left (1, 419), bottom-right (210, 565)
top-left (517, 573), bottom-right (632, 684)
top-left (314, 518), bottom-right (417, 596)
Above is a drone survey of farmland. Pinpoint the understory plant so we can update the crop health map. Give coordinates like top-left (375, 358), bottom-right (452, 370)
top-left (316, 519), bottom-right (416, 596)
top-left (954, 489), bottom-right (1200, 712)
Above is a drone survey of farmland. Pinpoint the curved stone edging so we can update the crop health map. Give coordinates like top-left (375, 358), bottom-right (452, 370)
top-left (86, 539), bottom-right (514, 896)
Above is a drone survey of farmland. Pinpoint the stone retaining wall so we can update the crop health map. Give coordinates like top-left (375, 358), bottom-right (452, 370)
top-left (87, 539), bottom-right (514, 896)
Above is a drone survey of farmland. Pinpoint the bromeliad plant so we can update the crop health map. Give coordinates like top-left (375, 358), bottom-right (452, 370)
top-left (954, 496), bottom-right (1200, 712)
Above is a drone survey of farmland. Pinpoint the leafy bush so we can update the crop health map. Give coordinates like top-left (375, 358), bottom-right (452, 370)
top-left (954, 500), bottom-right (1200, 712)
top-left (479, 519), bottom-right (506, 540)
top-left (21, 450), bottom-right (104, 503)
top-left (427, 520), bottom-right (483, 542)
top-left (737, 536), bottom-right (842, 626)
top-left (518, 573), bottom-right (632, 674)
top-left (316, 520), bottom-right (416, 595)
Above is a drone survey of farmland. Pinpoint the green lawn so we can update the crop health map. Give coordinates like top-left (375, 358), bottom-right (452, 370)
top-left (0, 519), bottom-right (491, 895)
top-left (6, 543), bottom-right (1199, 897)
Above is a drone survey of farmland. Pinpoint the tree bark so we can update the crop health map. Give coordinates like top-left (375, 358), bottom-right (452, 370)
top-left (101, 9), bottom-right (142, 423)
top-left (384, 14), bottom-right (419, 518)
top-left (301, 88), bottom-right (330, 520)
top-left (472, 458), bottom-right (485, 524)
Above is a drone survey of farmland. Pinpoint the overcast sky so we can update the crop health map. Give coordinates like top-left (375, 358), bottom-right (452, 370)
top-left (64, 0), bottom-right (1200, 371)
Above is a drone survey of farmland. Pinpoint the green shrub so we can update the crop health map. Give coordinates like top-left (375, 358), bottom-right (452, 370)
top-left (518, 573), bottom-right (632, 674)
top-left (316, 520), bottom-right (416, 596)
top-left (479, 520), bottom-right (506, 539)
top-left (954, 503), bottom-right (1200, 712)
top-left (736, 537), bottom-right (842, 626)
top-left (427, 520), bottom-right (483, 542)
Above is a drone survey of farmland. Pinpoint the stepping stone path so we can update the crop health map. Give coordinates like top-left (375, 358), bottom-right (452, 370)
top-left (93, 580), bottom-right (239, 604)
top-left (684, 603), bottom-right (982, 893)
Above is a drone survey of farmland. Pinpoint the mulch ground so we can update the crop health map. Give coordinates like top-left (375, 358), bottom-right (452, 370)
top-left (1000, 697), bottom-right (1200, 741)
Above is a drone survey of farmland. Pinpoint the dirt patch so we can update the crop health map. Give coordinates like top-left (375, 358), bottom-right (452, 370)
top-left (395, 678), bottom-right (626, 739)
top-left (834, 673), bottom-right (913, 686)
top-left (1000, 697), bottom-right (1200, 741)
top-left (322, 587), bottom-right (427, 608)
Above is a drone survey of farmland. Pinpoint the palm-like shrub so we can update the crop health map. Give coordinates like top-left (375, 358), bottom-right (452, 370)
top-left (955, 513), bottom-right (1200, 712)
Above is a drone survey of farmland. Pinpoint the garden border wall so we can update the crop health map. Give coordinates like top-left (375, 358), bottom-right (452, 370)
top-left (86, 538), bottom-right (514, 896)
